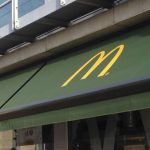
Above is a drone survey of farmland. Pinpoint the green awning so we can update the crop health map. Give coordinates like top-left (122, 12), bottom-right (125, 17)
top-left (0, 64), bottom-right (43, 107)
top-left (0, 24), bottom-right (150, 130)
top-left (0, 92), bottom-right (149, 131)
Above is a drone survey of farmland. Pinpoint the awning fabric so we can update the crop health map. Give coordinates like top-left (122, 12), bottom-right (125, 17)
top-left (0, 92), bottom-right (149, 131)
top-left (0, 24), bottom-right (150, 130)
top-left (0, 64), bottom-right (43, 107)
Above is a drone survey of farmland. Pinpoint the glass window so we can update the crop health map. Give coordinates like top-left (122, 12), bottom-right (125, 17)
top-left (115, 112), bottom-right (147, 150)
top-left (0, 0), bottom-right (6, 5)
top-left (1, 109), bottom-right (150, 150)
top-left (69, 111), bottom-right (149, 150)
top-left (0, 1), bottom-right (11, 28)
top-left (18, 0), bottom-right (45, 17)
top-left (0, 0), bottom-right (45, 28)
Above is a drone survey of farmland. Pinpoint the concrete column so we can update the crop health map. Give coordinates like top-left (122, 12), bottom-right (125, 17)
top-left (54, 123), bottom-right (68, 150)
top-left (103, 115), bottom-right (118, 150)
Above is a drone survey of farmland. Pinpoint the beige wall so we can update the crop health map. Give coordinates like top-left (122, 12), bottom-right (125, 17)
top-left (0, 131), bottom-right (37, 150)
top-left (19, 145), bottom-right (36, 150)
top-left (0, 131), bottom-right (13, 150)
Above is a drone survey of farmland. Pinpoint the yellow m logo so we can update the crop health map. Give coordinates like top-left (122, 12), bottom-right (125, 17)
top-left (61, 44), bottom-right (124, 87)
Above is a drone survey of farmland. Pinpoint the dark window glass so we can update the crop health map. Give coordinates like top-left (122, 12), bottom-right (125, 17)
top-left (115, 112), bottom-right (148, 150)
top-left (69, 111), bottom-right (149, 150)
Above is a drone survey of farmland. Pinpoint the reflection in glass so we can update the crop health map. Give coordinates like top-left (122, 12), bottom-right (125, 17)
top-left (18, 0), bottom-right (44, 17)
top-left (0, 2), bottom-right (11, 28)
top-left (115, 112), bottom-right (148, 150)
top-left (69, 111), bottom-right (149, 150)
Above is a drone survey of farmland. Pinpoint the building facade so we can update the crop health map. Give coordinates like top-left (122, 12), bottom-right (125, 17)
top-left (0, 0), bottom-right (150, 150)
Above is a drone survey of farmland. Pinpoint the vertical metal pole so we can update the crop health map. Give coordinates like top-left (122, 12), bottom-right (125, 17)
top-left (12, 0), bottom-right (20, 30)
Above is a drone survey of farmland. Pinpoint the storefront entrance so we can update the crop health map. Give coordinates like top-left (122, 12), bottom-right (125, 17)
top-left (1, 108), bottom-right (150, 150)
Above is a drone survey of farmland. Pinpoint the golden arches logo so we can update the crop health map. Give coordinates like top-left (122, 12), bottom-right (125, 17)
top-left (61, 44), bottom-right (124, 87)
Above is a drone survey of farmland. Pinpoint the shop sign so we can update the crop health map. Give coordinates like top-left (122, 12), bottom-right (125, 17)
top-left (61, 44), bottom-right (124, 87)
top-left (16, 127), bottom-right (42, 146)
